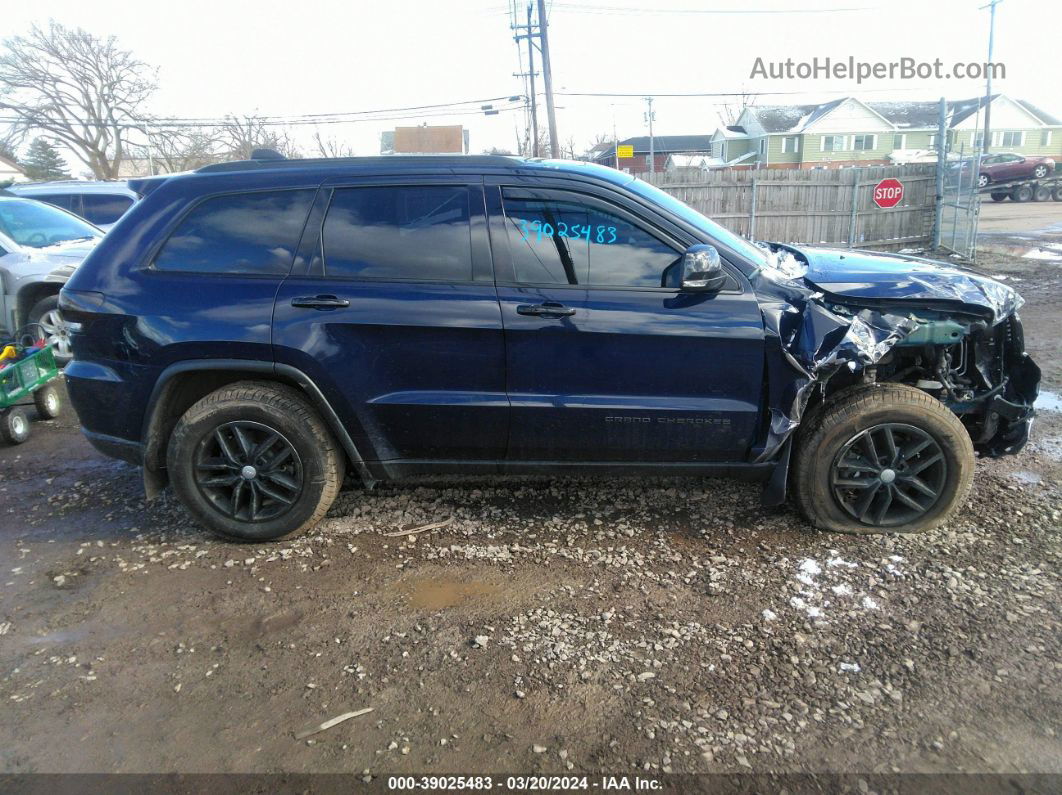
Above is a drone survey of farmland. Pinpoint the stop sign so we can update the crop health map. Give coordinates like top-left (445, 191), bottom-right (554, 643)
top-left (873, 178), bottom-right (904, 209)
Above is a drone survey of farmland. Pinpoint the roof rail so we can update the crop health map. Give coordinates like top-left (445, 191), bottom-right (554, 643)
top-left (195, 154), bottom-right (525, 174)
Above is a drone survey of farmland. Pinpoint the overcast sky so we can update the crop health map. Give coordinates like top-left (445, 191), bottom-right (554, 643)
top-left (4, 0), bottom-right (1060, 163)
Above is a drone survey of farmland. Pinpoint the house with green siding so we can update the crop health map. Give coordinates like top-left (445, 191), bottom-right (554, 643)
top-left (708, 95), bottom-right (1061, 169)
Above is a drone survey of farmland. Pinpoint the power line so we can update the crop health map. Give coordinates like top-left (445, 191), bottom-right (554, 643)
top-left (133, 95), bottom-right (526, 126)
top-left (0, 105), bottom-right (525, 130)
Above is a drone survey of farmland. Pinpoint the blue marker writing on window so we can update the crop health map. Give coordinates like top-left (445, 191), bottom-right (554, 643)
top-left (518, 219), bottom-right (617, 244)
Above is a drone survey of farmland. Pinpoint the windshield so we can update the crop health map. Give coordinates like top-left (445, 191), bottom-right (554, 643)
top-left (626, 178), bottom-right (769, 268)
top-left (0, 199), bottom-right (102, 249)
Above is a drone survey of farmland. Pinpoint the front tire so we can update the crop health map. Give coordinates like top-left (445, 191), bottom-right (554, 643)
top-left (1033, 164), bottom-right (1049, 178)
top-left (28, 296), bottom-right (72, 366)
top-left (166, 381), bottom-right (345, 541)
top-left (1012, 185), bottom-right (1034, 202)
top-left (792, 384), bottom-right (974, 534)
top-left (990, 191), bottom-right (1008, 202)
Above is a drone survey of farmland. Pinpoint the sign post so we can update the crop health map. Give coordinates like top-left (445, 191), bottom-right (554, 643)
top-left (873, 178), bottom-right (905, 209)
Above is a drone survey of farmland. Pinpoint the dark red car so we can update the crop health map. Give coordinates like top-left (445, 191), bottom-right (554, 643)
top-left (977, 153), bottom-right (1055, 187)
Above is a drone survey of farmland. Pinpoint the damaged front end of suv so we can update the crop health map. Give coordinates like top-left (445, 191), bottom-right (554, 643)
top-left (753, 244), bottom-right (1041, 467)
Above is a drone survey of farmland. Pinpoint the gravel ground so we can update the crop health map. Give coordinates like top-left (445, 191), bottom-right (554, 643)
top-left (0, 241), bottom-right (1059, 778)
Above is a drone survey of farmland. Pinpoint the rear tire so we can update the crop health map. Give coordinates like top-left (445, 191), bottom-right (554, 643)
top-left (792, 383), bottom-right (974, 534)
top-left (977, 174), bottom-right (989, 188)
top-left (33, 383), bottom-right (62, 419)
top-left (990, 191), bottom-right (1008, 202)
top-left (1, 407), bottom-right (31, 445)
top-left (1012, 185), bottom-right (1034, 202)
top-left (166, 381), bottom-right (345, 541)
top-left (1033, 185), bottom-right (1052, 202)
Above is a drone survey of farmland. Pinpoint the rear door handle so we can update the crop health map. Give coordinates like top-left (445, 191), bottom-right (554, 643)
top-left (290, 295), bottom-right (350, 310)
top-left (516, 302), bottom-right (576, 318)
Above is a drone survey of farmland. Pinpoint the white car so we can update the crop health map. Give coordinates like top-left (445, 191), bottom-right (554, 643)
top-left (0, 195), bottom-right (104, 363)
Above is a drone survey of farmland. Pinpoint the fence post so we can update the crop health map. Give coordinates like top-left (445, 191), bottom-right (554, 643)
top-left (932, 97), bottom-right (947, 249)
top-left (749, 177), bottom-right (758, 239)
top-left (847, 168), bottom-right (860, 247)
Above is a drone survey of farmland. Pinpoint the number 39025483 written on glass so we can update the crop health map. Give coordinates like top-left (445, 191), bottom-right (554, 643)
top-left (518, 219), bottom-right (618, 244)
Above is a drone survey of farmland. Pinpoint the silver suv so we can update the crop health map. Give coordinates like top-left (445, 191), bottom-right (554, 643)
top-left (8, 181), bottom-right (138, 231)
top-left (0, 195), bottom-right (103, 363)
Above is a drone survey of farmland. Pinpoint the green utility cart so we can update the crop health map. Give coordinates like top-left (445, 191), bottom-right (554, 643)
top-left (0, 344), bottom-right (63, 445)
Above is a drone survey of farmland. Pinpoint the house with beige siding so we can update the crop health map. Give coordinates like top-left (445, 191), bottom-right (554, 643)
top-left (711, 95), bottom-right (1061, 170)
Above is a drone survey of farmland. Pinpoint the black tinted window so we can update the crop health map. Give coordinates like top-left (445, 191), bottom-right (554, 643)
top-left (322, 186), bottom-right (471, 281)
top-left (502, 195), bottom-right (681, 287)
top-left (82, 193), bottom-right (134, 225)
top-left (35, 194), bottom-right (77, 212)
top-left (154, 190), bottom-right (314, 275)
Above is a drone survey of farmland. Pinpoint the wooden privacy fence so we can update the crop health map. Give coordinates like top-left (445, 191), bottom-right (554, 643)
top-left (639, 164), bottom-right (937, 250)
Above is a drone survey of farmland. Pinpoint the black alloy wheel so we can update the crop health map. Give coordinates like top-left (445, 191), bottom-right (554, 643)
top-left (193, 421), bottom-right (304, 523)
top-left (830, 423), bottom-right (946, 527)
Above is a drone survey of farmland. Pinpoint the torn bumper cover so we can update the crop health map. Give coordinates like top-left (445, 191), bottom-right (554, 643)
top-left (752, 245), bottom-right (1041, 463)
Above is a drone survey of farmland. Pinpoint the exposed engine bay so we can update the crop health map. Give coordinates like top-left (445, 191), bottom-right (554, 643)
top-left (750, 243), bottom-right (1041, 462)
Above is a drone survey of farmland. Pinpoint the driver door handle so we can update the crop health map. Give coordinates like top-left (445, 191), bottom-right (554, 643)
top-left (290, 295), bottom-right (350, 310)
top-left (516, 302), bottom-right (576, 318)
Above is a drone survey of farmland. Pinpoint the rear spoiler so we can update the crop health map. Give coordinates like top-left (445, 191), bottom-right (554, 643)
top-left (127, 175), bottom-right (172, 198)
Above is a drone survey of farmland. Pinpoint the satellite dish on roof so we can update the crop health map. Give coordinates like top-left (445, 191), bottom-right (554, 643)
top-left (250, 148), bottom-right (285, 160)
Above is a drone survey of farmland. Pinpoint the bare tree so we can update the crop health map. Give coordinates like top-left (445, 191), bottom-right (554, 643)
top-left (311, 131), bottom-right (354, 158)
top-left (128, 125), bottom-right (221, 173)
top-left (718, 92), bottom-right (756, 127)
top-left (219, 115), bottom-right (301, 160)
top-left (0, 125), bottom-right (26, 163)
top-left (0, 22), bottom-right (157, 178)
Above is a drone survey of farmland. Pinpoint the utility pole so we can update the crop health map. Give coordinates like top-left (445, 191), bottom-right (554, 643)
top-left (536, 0), bottom-right (560, 159)
top-left (644, 97), bottom-right (656, 175)
top-left (512, 4), bottom-right (540, 157)
top-left (980, 0), bottom-right (1002, 154)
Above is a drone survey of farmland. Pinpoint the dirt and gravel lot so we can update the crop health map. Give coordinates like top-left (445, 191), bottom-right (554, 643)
top-left (0, 206), bottom-right (1059, 779)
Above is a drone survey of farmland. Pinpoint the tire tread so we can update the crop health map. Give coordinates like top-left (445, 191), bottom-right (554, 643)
top-left (167, 380), bottom-right (343, 541)
top-left (793, 383), bottom-right (975, 534)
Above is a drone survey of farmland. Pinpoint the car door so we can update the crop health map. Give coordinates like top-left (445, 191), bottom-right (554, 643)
top-left (487, 184), bottom-right (765, 463)
top-left (271, 179), bottom-right (508, 467)
top-left (997, 154), bottom-right (1023, 180)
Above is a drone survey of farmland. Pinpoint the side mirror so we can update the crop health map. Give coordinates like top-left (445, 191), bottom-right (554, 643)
top-left (680, 244), bottom-right (726, 292)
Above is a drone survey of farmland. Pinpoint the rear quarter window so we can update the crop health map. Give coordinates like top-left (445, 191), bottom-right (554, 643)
top-left (82, 193), bottom-right (134, 226)
top-left (153, 189), bottom-right (315, 275)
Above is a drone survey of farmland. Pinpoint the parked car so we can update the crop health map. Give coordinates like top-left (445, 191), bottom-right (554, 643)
top-left (0, 195), bottom-right (103, 363)
top-left (976, 153), bottom-right (1055, 187)
top-left (60, 155), bottom-right (1040, 541)
top-left (8, 180), bottom-right (139, 230)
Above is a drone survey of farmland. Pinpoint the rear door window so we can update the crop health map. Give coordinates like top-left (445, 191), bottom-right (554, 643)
top-left (153, 189), bottom-right (315, 275)
top-left (82, 193), bottom-right (134, 226)
top-left (320, 186), bottom-right (472, 281)
top-left (34, 194), bottom-right (79, 214)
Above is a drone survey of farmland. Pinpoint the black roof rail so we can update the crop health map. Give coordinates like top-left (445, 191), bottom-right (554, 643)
top-left (195, 154), bottom-right (525, 174)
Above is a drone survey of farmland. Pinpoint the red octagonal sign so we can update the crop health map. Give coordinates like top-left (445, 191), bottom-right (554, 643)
top-left (873, 178), bottom-right (904, 209)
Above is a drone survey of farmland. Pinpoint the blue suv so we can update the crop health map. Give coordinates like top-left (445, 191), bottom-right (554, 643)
top-left (59, 155), bottom-right (1040, 540)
